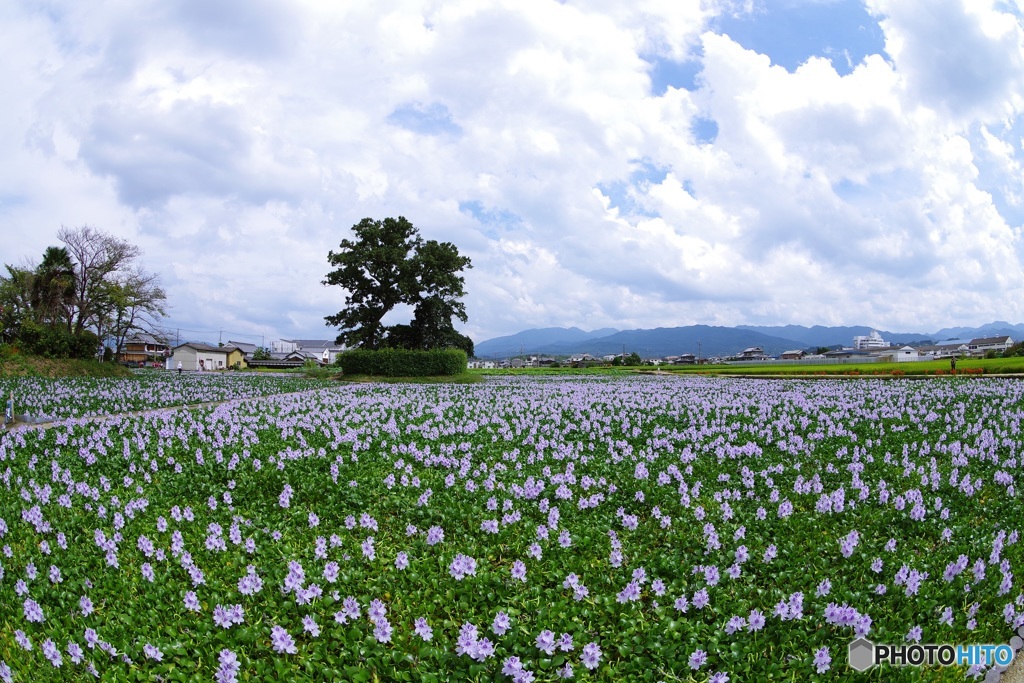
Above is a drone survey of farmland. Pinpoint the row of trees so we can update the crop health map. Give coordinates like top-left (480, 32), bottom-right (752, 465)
top-left (324, 217), bottom-right (474, 357)
top-left (0, 226), bottom-right (166, 359)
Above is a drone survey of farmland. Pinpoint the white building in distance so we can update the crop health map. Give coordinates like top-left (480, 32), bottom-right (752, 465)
top-left (853, 330), bottom-right (890, 350)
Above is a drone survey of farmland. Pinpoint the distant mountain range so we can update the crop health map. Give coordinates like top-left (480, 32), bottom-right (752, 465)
top-left (473, 322), bottom-right (1024, 359)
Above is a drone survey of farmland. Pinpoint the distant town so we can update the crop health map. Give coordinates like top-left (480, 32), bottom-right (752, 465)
top-left (119, 329), bottom-right (1018, 371)
top-left (467, 330), bottom-right (1016, 369)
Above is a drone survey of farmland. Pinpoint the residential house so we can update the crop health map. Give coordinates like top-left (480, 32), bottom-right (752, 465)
top-left (226, 340), bottom-right (258, 361)
top-left (119, 333), bottom-right (169, 364)
top-left (737, 347), bottom-right (769, 360)
top-left (322, 345), bottom-right (346, 365)
top-left (916, 343), bottom-right (969, 359)
top-left (967, 336), bottom-right (1014, 355)
top-left (780, 350), bottom-right (805, 360)
top-left (222, 345), bottom-right (247, 369)
top-left (172, 343), bottom-right (231, 371)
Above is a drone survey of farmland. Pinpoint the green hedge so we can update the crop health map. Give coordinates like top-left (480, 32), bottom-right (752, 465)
top-left (336, 348), bottom-right (467, 376)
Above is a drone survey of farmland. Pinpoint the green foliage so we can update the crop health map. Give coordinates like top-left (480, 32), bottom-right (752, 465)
top-left (336, 348), bottom-right (467, 376)
top-left (17, 320), bottom-right (99, 359)
top-left (1, 227), bottom-right (164, 359)
top-left (323, 217), bottom-right (471, 351)
top-left (252, 346), bottom-right (272, 361)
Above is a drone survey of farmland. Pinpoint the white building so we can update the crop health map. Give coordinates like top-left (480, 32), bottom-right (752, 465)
top-left (891, 346), bottom-right (920, 363)
top-left (853, 330), bottom-right (890, 350)
top-left (172, 343), bottom-right (230, 371)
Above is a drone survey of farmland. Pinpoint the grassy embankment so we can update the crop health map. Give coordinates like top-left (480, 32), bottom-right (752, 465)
top-left (0, 347), bottom-right (133, 378)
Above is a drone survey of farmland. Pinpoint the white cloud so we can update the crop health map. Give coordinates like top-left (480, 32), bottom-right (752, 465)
top-left (2, 0), bottom-right (1024, 344)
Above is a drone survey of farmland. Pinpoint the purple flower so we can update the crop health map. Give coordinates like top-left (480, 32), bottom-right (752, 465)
top-left (367, 598), bottom-right (387, 624)
top-left (23, 597), bottom-right (45, 623)
top-left (689, 649), bottom-right (708, 670)
top-left (303, 615), bottom-right (320, 637)
top-left (703, 565), bottom-right (720, 585)
top-left (456, 622), bottom-right (481, 658)
top-left (511, 560), bottom-right (527, 582)
top-left (80, 595), bottom-right (94, 616)
top-left (692, 588), bottom-right (710, 610)
top-left (239, 565), bottom-right (264, 594)
top-left (813, 646), bottom-right (831, 673)
top-left (143, 643), bottom-right (163, 661)
top-left (906, 625), bottom-right (922, 643)
top-left (536, 629), bottom-right (556, 655)
top-left (14, 630), bottom-right (31, 651)
top-left (270, 625), bottom-right (297, 654)
top-left (42, 639), bottom-right (62, 667)
top-left (674, 595), bottom-right (690, 613)
top-left (374, 620), bottom-right (393, 643)
top-left (66, 642), bottom-right (84, 664)
top-left (217, 649), bottom-right (240, 683)
top-left (414, 617), bottom-right (433, 641)
top-left (395, 552), bottom-right (409, 570)
top-left (492, 611), bottom-right (511, 636)
top-left (747, 609), bottom-right (765, 631)
top-left (425, 526), bottom-right (444, 545)
top-left (558, 633), bottom-right (574, 651)
top-left (449, 554), bottom-right (477, 580)
top-left (617, 580), bottom-right (642, 603)
top-left (725, 616), bottom-right (746, 635)
top-left (581, 642), bottom-right (601, 670)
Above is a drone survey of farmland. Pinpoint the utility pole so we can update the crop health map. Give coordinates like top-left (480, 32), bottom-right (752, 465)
top-left (698, 339), bottom-right (702, 364)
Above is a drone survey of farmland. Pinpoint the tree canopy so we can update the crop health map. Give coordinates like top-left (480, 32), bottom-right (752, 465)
top-left (324, 217), bottom-right (473, 354)
top-left (0, 225), bottom-right (166, 358)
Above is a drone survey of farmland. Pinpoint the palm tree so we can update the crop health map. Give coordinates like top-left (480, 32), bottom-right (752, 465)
top-left (32, 246), bottom-right (76, 328)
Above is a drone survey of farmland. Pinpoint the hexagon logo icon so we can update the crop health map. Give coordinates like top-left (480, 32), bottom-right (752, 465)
top-left (849, 638), bottom-right (874, 672)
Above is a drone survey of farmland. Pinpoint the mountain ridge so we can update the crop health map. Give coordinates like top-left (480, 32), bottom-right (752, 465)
top-left (473, 322), bottom-right (1022, 359)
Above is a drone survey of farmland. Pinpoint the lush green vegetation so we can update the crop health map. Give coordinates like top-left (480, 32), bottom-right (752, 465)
top-left (337, 348), bottom-right (468, 377)
top-left (1, 375), bottom-right (1020, 681)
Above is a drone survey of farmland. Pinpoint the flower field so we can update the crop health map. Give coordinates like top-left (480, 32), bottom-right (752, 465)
top-left (0, 375), bottom-right (1022, 682)
top-left (0, 373), bottom-right (332, 421)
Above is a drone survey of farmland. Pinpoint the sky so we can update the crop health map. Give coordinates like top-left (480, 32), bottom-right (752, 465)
top-left (3, 0), bottom-right (1024, 346)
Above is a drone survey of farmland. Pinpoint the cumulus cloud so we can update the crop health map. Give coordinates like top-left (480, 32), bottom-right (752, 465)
top-left (2, 0), bottom-right (1024, 344)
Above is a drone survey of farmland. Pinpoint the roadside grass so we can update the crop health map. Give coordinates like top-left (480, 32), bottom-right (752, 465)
top-left (0, 347), bottom-right (133, 378)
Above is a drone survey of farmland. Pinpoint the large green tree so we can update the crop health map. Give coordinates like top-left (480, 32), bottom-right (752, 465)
top-left (324, 216), bottom-right (472, 351)
top-left (0, 226), bottom-right (166, 358)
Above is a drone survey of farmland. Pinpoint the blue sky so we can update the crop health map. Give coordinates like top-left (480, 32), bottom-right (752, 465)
top-left (2, 0), bottom-right (1024, 344)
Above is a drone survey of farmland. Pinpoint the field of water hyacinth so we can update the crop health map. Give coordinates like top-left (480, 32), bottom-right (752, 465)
top-left (1, 374), bottom-right (1022, 682)
top-left (0, 372), bottom-right (332, 421)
